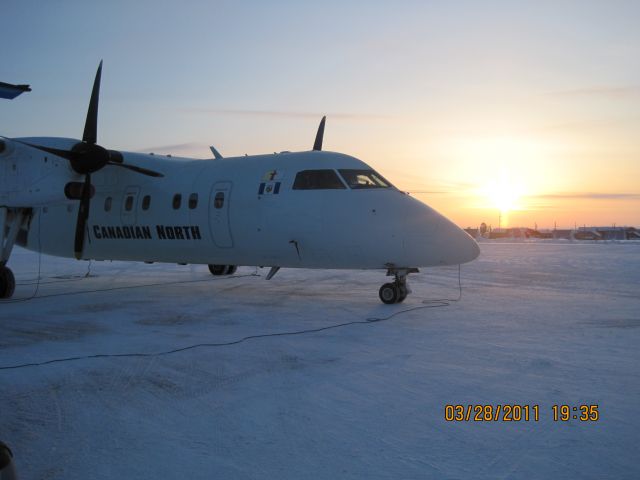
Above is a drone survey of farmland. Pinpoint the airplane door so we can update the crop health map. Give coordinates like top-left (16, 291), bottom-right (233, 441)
top-left (209, 182), bottom-right (233, 248)
top-left (121, 186), bottom-right (140, 225)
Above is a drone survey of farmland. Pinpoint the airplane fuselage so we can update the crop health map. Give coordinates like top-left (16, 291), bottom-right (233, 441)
top-left (2, 138), bottom-right (479, 271)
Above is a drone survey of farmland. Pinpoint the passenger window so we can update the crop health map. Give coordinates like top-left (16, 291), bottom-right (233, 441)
top-left (142, 195), bottom-right (151, 211)
top-left (125, 195), bottom-right (134, 211)
top-left (104, 196), bottom-right (112, 212)
top-left (214, 192), bottom-right (224, 209)
top-left (338, 169), bottom-right (392, 189)
top-left (292, 170), bottom-right (346, 190)
top-left (173, 194), bottom-right (182, 209)
top-left (189, 193), bottom-right (198, 209)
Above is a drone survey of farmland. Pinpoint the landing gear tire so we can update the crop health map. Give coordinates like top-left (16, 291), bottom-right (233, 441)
top-left (380, 267), bottom-right (417, 304)
top-left (379, 282), bottom-right (400, 304)
top-left (397, 284), bottom-right (408, 303)
top-left (208, 264), bottom-right (237, 276)
top-left (0, 266), bottom-right (15, 299)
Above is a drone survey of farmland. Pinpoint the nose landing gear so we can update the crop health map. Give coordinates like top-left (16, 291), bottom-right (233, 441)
top-left (208, 264), bottom-right (237, 276)
top-left (378, 267), bottom-right (418, 304)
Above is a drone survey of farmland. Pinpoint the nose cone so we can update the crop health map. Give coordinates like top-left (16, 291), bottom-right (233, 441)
top-left (401, 198), bottom-right (481, 267)
top-left (439, 220), bottom-right (481, 265)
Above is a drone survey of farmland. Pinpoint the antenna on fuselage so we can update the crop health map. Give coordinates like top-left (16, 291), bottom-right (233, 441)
top-left (312, 116), bottom-right (326, 151)
top-left (209, 145), bottom-right (223, 159)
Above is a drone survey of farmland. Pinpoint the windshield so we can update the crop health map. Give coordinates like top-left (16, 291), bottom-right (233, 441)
top-left (293, 169), bottom-right (346, 190)
top-left (338, 169), bottom-right (392, 189)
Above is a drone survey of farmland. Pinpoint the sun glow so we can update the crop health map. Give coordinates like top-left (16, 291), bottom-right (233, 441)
top-left (485, 175), bottom-right (523, 213)
top-left (448, 136), bottom-right (535, 222)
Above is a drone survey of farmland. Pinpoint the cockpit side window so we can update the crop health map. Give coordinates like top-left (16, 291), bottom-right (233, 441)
top-left (338, 169), bottom-right (392, 189)
top-left (292, 169), bottom-right (346, 190)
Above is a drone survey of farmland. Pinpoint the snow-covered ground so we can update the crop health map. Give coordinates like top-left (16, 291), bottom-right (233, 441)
top-left (1, 242), bottom-right (639, 479)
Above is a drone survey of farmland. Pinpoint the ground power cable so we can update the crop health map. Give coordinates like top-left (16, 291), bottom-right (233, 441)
top-left (15, 259), bottom-right (93, 287)
top-left (0, 265), bottom-right (464, 371)
top-left (3, 272), bottom-right (260, 302)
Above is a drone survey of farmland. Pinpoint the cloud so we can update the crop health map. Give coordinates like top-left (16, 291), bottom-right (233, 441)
top-left (406, 190), bottom-right (448, 194)
top-left (549, 86), bottom-right (640, 98)
top-left (527, 192), bottom-right (640, 200)
top-left (134, 142), bottom-right (209, 155)
top-left (531, 117), bottom-right (640, 133)
top-left (181, 108), bottom-right (389, 120)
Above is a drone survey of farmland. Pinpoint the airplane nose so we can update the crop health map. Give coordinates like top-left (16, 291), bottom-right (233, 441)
top-left (451, 225), bottom-right (481, 264)
top-left (431, 214), bottom-right (480, 265)
top-left (400, 198), bottom-right (481, 267)
top-left (468, 233), bottom-right (481, 261)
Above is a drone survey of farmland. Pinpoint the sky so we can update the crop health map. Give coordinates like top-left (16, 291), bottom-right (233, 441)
top-left (1, 0), bottom-right (639, 228)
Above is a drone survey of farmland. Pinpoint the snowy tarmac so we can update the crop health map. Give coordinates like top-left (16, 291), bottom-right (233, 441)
top-left (1, 242), bottom-right (639, 479)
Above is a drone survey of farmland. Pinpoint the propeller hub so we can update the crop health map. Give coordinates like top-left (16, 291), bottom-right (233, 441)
top-left (70, 142), bottom-right (110, 174)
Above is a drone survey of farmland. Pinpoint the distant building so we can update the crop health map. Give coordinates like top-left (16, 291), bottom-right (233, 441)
top-left (574, 229), bottom-right (601, 240)
top-left (470, 225), bottom-right (639, 241)
top-left (464, 228), bottom-right (479, 238)
top-left (553, 229), bottom-right (574, 240)
top-left (536, 230), bottom-right (554, 239)
top-left (626, 228), bottom-right (640, 240)
top-left (488, 228), bottom-right (509, 239)
top-left (575, 226), bottom-right (636, 241)
top-left (596, 228), bottom-right (625, 240)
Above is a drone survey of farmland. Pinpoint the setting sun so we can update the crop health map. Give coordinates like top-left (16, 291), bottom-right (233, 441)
top-left (486, 177), bottom-right (523, 213)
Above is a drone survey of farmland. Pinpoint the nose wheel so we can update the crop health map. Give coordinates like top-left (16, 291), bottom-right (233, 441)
top-left (378, 267), bottom-right (417, 304)
top-left (208, 264), bottom-right (237, 276)
top-left (379, 282), bottom-right (408, 304)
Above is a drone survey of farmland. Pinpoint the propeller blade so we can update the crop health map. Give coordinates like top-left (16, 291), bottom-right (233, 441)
top-left (11, 140), bottom-right (77, 161)
top-left (107, 161), bottom-right (164, 177)
top-left (14, 140), bottom-right (164, 177)
top-left (74, 174), bottom-right (92, 259)
top-left (83, 60), bottom-right (103, 145)
top-left (313, 116), bottom-right (326, 151)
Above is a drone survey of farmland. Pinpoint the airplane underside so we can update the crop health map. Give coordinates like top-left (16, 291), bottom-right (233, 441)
top-left (0, 205), bottom-right (421, 304)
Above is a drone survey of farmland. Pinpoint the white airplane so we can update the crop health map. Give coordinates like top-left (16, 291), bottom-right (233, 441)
top-left (0, 63), bottom-right (479, 304)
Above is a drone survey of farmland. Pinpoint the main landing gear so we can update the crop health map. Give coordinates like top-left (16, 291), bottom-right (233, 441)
top-left (0, 266), bottom-right (15, 299)
top-left (0, 208), bottom-right (29, 299)
top-left (208, 264), bottom-right (237, 276)
top-left (378, 267), bottom-right (419, 304)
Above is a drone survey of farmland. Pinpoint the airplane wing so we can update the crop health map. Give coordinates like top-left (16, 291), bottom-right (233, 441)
top-left (0, 81), bottom-right (31, 100)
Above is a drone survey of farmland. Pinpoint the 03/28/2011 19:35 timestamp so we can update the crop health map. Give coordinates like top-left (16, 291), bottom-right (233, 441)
top-left (444, 404), bottom-right (599, 422)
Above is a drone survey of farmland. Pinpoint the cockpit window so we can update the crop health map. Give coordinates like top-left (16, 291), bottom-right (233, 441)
top-left (293, 169), bottom-right (346, 190)
top-left (338, 169), bottom-right (392, 189)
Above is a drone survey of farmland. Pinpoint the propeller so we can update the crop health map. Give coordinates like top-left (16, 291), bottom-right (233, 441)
top-left (75, 174), bottom-right (92, 260)
top-left (15, 61), bottom-right (163, 260)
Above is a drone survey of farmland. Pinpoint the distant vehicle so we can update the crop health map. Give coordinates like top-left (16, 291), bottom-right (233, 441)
top-left (0, 63), bottom-right (479, 303)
